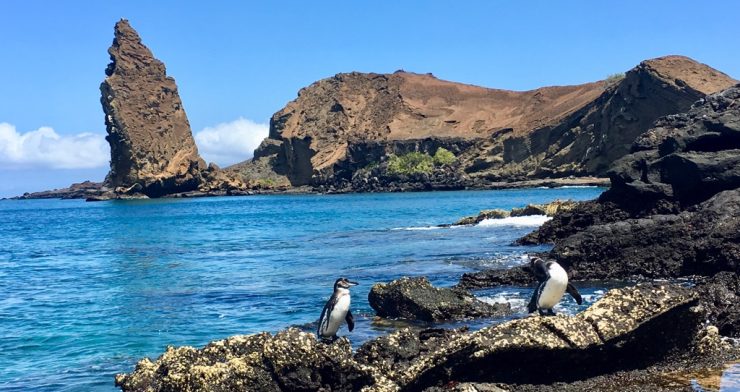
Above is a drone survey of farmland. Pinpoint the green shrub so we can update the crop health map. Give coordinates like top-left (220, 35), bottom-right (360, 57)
top-left (387, 152), bottom-right (434, 175)
top-left (364, 161), bottom-right (379, 171)
top-left (604, 72), bottom-right (625, 86)
top-left (253, 178), bottom-right (276, 187)
top-left (433, 147), bottom-right (457, 166)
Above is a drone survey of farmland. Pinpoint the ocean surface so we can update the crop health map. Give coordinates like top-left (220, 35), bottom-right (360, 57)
top-left (1, 188), bottom-right (611, 391)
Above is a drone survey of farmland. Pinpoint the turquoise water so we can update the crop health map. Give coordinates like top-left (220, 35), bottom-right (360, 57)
top-left (0, 188), bottom-right (605, 391)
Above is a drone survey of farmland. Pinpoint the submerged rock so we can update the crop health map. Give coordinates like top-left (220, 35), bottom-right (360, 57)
top-left (453, 209), bottom-right (510, 226)
top-left (451, 200), bottom-right (577, 227)
top-left (457, 265), bottom-right (533, 290)
top-left (368, 277), bottom-right (511, 322)
top-left (510, 200), bottom-right (578, 217)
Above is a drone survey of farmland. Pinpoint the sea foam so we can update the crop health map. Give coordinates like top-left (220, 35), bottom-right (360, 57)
top-left (476, 215), bottom-right (551, 227)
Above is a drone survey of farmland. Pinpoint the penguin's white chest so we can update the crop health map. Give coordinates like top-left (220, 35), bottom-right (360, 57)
top-left (323, 292), bottom-right (350, 336)
top-left (538, 264), bottom-right (568, 309)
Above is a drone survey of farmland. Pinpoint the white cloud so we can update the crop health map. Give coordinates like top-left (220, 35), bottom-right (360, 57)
top-left (0, 123), bottom-right (109, 169)
top-left (194, 117), bottom-right (269, 167)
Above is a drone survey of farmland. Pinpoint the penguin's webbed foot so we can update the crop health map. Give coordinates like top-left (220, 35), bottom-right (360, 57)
top-left (538, 309), bottom-right (556, 317)
top-left (319, 335), bottom-right (339, 344)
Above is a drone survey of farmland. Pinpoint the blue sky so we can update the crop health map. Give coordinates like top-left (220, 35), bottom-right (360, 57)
top-left (1, 1), bottom-right (739, 197)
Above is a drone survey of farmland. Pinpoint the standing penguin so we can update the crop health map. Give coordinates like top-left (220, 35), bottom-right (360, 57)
top-left (317, 277), bottom-right (359, 342)
top-left (527, 257), bottom-right (582, 316)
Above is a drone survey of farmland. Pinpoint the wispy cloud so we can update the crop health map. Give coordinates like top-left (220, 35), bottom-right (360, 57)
top-left (0, 123), bottom-right (109, 169)
top-left (194, 117), bottom-right (269, 167)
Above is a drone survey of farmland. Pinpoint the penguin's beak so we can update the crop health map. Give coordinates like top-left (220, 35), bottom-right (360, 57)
top-left (347, 281), bottom-right (359, 286)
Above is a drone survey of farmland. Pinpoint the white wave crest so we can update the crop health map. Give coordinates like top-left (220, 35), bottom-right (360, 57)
top-left (391, 225), bottom-right (442, 231)
top-left (479, 293), bottom-right (527, 312)
top-left (476, 215), bottom-right (551, 227)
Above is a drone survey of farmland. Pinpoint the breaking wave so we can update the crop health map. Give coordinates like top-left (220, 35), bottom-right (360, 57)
top-left (476, 215), bottom-right (551, 227)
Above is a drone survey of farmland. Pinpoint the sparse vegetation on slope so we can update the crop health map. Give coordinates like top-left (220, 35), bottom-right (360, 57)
top-left (386, 148), bottom-right (457, 175)
top-left (433, 147), bottom-right (457, 166)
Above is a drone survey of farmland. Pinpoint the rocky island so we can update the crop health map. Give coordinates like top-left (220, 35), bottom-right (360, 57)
top-left (13, 20), bottom-right (737, 199)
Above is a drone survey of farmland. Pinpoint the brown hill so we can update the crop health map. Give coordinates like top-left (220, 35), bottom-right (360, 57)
top-left (234, 55), bottom-right (736, 189)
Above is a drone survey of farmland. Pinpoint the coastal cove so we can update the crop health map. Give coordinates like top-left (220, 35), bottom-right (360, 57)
top-left (0, 187), bottom-right (603, 391)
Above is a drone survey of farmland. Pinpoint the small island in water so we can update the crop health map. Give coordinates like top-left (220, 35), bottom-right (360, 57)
top-left (2, 12), bottom-right (739, 392)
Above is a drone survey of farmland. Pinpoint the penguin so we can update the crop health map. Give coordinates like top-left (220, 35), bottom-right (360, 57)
top-left (527, 257), bottom-right (582, 316)
top-left (317, 277), bottom-right (359, 342)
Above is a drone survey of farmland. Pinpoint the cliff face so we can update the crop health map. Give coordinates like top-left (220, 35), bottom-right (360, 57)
top-left (239, 56), bottom-right (736, 188)
top-left (486, 55), bottom-right (739, 180)
top-left (100, 19), bottom-right (207, 197)
top-left (478, 83), bottom-right (740, 286)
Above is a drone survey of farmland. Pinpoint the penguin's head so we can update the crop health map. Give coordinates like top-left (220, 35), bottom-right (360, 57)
top-left (529, 256), bottom-right (546, 269)
top-left (334, 277), bottom-right (359, 290)
top-left (529, 256), bottom-right (554, 281)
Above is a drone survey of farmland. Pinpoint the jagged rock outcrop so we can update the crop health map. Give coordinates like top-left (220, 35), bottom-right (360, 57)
top-left (116, 283), bottom-right (727, 392)
top-left (466, 188), bottom-right (740, 288)
top-left (94, 19), bottom-right (250, 199)
top-left (470, 84), bottom-right (740, 289)
top-left (100, 19), bottom-right (207, 197)
top-left (368, 277), bottom-right (510, 322)
top-left (235, 56), bottom-right (735, 191)
top-left (605, 83), bottom-right (740, 210)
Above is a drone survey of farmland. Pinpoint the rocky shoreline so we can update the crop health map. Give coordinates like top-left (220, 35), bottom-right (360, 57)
top-left (8, 177), bottom-right (608, 201)
top-left (113, 83), bottom-right (740, 391)
top-left (10, 19), bottom-right (739, 391)
top-left (461, 84), bottom-right (740, 291)
top-left (115, 282), bottom-right (738, 391)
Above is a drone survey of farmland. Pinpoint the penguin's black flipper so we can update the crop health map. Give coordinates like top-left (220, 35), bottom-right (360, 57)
top-left (527, 282), bottom-right (542, 313)
top-left (566, 283), bottom-right (583, 305)
top-left (345, 309), bottom-right (355, 332)
top-left (317, 301), bottom-right (330, 337)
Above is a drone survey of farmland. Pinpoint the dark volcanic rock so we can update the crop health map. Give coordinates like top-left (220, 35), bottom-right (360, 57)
top-left (516, 200), bottom-right (633, 245)
top-left (604, 83), bottom-right (740, 210)
top-left (501, 84), bottom-right (740, 287)
top-left (695, 272), bottom-right (740, 338)
top-left (397, 284), bottom-right (701, 391)
top-left (355, 327), bottom-right (468, 381)
top-left (457, 265), bottom-right (533, 290)
top-left (368, 277), bottom-right (511, 322)
top-left (551, 189), bottom-right (740, 281)
top-left (12, 181), bottom-right (106, 200)
top-left (453, 209), bottom-right (510, 226)
top-left (101, 19), bottom-right (207, 197)
top-left (115, 328), bottom-right (381, 392)
top-left (117, 284), bottom-right (733, 392)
